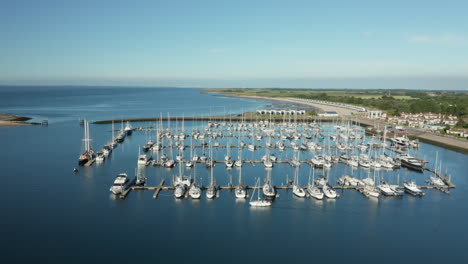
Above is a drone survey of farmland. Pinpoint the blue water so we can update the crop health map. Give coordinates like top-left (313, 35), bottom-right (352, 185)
top-left (0, 86), bottom-right (467, 263)
top-left (0, 86), bottom-right (269, 123)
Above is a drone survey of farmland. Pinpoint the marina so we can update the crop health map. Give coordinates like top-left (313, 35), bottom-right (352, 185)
top-left (78, 115), bottom-right (457, 203)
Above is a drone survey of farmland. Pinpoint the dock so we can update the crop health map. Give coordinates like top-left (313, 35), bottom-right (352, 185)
top-left (152, 179), bottom-right (165, 198)
top-left (119, 177), bottom-right (137, 199)
top-left (84, 159), bottom-right (95, 167)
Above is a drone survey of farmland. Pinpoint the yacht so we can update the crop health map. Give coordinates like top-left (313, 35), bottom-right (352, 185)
top-left (399, 155), bottom-right (424, 171)
top-left (378, 183), bottom-right (397, 196)
top-left (124, 121), bottom-right (133, 135)
top-left (110, 173), bottom-right (130, 195)
top-left (404, 181), bottom-right (424, 196)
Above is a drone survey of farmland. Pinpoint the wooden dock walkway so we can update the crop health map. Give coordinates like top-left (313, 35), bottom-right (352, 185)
top-left (153, 179), bottom-right (165, 198)
top-left (119, 177), bottom-right (137, 199)
top-left (84, 159), bottom-right (95, 167)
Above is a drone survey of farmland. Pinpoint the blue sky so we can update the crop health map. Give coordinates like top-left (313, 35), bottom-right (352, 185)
top-left (1, 0), bottom-right (468, 89)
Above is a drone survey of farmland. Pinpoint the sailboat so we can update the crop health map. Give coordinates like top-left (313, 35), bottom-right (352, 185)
top-left (188, 163), bottom-right (201, 199)
top-left (137, 147), bottom-right (148, 165)
top-left (174, 158), bottom-right (191, 199)
top-left (262, 169), bottom-right (276, 198)
top-left (292, 167), bottom-right (306, 198)
top-left (235, 137), bottom-right (243, 167)
top-left (250, 178), bottom-right (272, 207)
top-left (307, 167), bottom-right (324, 200)
top-left (206, 141), bottom-right (217, 199)
top-left (263, 147), bottom-right (273, 168)
top-left (322, 170), bottom-right (337, 199)
top-left (235, 165), bottom-right (247, 199)
top-left (78, 120), bottom-right (94, 166)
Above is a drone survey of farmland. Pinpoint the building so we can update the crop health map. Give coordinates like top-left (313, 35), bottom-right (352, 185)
top-left (387, 112), bottom-right (459, 128)
top-left (256, 109), bottom-right (306, 115)
top-left (446, 129), bottom-right (468, 138)
top-left (368, 110), bottom-right (386, 119)
top-left (318, 111), bottom-right (339, 117)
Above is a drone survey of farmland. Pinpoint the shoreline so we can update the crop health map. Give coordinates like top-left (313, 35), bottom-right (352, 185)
top-left (224, 94), bottom-right (468, 152)
top-left (0, 113), bottom-right (37, 126)
top-left (217, 94), bottom-right (359, 116)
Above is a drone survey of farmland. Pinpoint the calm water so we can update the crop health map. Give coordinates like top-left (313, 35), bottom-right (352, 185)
top-left (0, 87), bottom-right (467, 263)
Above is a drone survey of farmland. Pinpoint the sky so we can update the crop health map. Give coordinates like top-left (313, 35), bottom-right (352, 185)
top-left (1, 0), bottom-right (468, 89)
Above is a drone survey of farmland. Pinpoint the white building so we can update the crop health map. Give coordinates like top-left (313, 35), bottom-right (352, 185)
top-left (318, 111), bottom-right (339, 117)
top-left (256, 109), bottom-right (306, 115)
top-left (368, 110), bottom-right (386, 119)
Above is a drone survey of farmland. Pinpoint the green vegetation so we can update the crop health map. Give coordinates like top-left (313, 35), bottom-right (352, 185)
top-left (207, 88), bottom-right (468, 119)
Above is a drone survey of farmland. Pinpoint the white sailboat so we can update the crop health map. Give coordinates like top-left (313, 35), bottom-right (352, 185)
top-left (206, 141), bottom-right (217, 199)
top-left (250, 178), bottom-right (272, 207)
top-left (235, 165), bottom-right (247, 199)
top-left (188, 163), bottom-right (201, 199)
top-left (174, 157), bottom-right (191, 199)
top-left (262, 169), bottom-right (276, 198)
top-left (292, 167), bottom-right (306, 198)
top-left (307, 167), bottom-right (324, 200)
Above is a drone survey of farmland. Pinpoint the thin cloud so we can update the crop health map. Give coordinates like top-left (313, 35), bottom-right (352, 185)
top-left (408, 33), bottom-right (467, 45)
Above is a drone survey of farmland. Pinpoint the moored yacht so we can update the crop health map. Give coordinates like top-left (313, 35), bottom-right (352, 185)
top-left (124, 121), bottom-right (133, 135)
top-left (110, 173), bottom-right (130, 195)
top-left (404, 181), bottom-right (425, 196)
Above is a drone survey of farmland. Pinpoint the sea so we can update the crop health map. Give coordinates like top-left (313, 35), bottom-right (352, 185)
top-left (0, 86), bottom-right (467, 263)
